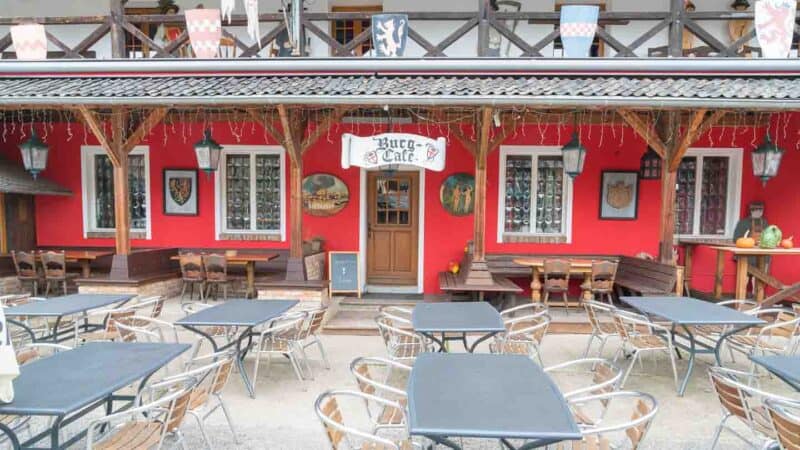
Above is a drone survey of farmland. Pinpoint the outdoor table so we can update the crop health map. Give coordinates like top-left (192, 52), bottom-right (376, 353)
top-left (407, 353), bottom-right (581, 449)
top-left (750, 355), bottom-right (800, 391)
top-left (171, 252), bottom-right (279, 298)
top-left (622, 296), bottom-right (765, 396)
top-left (175, 299), bottom-right (298, 398)
top-left (411, 302), bottom-right (505, 353)
top-left (676, 238), bottom-right (732, 296)
top-left (707, 246), bottom-right (800, 301)
top-left (34, 250), bottom-right (114, 278)
top-left (4, 293), bottom-right (135, 344)
top-left (0, 342), bottom-right (189, 450)
top-left (512, 258), bottom-right (596, 305)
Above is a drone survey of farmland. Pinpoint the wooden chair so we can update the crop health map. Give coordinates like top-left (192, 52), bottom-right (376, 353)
top-left (11, 251), bottom-right (40, 296)
top-left (315, 390), bottom-right (414, 450)
top-left (202, 254), bottom-right (229, 301)
top-left (543, 259), bottom-right (571, 309)
top-left (590, 260), bottom-right (618, 306)
top-left (86, 376), bottom-right (196, 450)
top-left (179, 253), bottom-right (206, 302)
top-left (766, 398), bottom-right (800, 450)
top-left (40, 251), bottom-right (77, 297)
top-left (350, 357), bottom-right (411, 433)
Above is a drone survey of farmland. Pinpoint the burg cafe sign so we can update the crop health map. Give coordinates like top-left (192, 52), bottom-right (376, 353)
top-left (341, 133), bottom-right (447, 172)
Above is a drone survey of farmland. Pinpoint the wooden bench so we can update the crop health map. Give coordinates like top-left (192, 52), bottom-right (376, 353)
top-left (438, 256), bottom-right (522, 304)
top-left (615, 255), bottom-right (678, 296)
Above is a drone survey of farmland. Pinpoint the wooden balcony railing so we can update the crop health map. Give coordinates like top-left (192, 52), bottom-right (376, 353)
top-left (0, 0), bottom-right (797, 60)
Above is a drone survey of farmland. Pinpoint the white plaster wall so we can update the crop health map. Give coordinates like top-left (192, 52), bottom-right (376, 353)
top-left (0, 0), bottom-right (757, 59)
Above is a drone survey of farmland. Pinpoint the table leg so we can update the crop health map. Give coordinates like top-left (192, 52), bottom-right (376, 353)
top-left (0, 421), bottom-right (20, 450)
top-left (235, 328), bottom-right (258, 398)
top-left (714, 250), bottom-right (725, 300)
top-left (735, 257), bottom-right (749, 300)
top-left (755, 255), bottom-right (766, 303)
top-left (684, 244), bottom-right (694, 295)
top-left (530, 268), bottom-right (542, 303)
top-left (467, 331), bottom-right (499, 353)
top-left (581, 273), bottom-right (592, 302)
top-left (678, 325), bottom-right (696, 397)
top-left (426, 435), bottom-right (462, 449)
top-left (80, 260), bottom-right (90, 279)
top-left (246, 262), bottom-right (255, 299)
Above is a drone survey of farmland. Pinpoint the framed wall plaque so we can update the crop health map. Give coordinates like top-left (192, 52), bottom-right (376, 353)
top-left (163, 169), bottom-right (198, 216)
top-left (599, 171), bottom-right (639, 220)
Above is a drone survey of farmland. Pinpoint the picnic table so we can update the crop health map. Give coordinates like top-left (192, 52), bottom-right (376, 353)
top-left (750, 355), bottom-right (800, 391)
top-left (707, 246), bottom-right (800, 301)
top-left (0, 342), bottom-right (188, 450)
top-left (622, 296), bottom-right (764, 396)
top-left (411, 302), bottom-right (505, 353)
top-left (175, 299), bottom-right (298, 398)
top-left (407, 353), bottom-right (581, 449)
top-left (171, 252), bottom-right (279, 298)
top-left (4, 293), bottom-right (135, 344)
top-left (512, 258), bottom-right (595, 305)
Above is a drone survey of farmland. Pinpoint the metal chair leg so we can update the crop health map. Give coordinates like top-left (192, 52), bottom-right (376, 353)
top-left (216, 394), bottom-right (240, 444)
top-left (314, 335), bottom-right (331, 369)
top-left (583, 332), bottom-right (597, 358)
top-left (188, 410), bottom-right (212, 450)
top-left (620, 351), bottom-right (639, 387)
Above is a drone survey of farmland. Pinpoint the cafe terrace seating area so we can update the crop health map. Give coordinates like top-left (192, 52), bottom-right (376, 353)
top-left (1, 288), bottom-right (800, 449)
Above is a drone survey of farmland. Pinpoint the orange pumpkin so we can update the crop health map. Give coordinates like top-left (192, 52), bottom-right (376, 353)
top-left (781, 236), bottom-right (794, 249)
top-left (736, 231), bottom-right (756, 248)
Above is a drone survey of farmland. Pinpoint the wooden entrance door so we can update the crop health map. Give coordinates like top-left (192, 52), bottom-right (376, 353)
top-left (367, 172), bottom-right (419, 285)
top-left (2, 194), bottom-right (37, 252)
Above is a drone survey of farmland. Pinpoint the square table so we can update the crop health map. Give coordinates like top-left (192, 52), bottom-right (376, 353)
top-left (175, 299), bottom-right (298, 398)
top-left (412, 302), bottom-right (505, 353)
top-left (0, 342), bottom-right (189, 450)
top-left (622, 296), bottom-right (765, 396)
top-left (5, 293), bottom-right (136, 344)
top-left (407, 353), bottom-right (581, 449)
top-left (750, 355), bottom-right (800, 391)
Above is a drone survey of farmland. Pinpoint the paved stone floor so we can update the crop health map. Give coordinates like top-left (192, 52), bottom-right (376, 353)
top-left (24, 297), bottom-right (800, 449)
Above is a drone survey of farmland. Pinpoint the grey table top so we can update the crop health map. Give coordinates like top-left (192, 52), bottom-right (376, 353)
top-left (4, 294), bottom-right (135, 318)
top-left (751, 355), bottom-right (800, 389)
top-left (407, 353), bottom-right (581, 441)
top-left (175, 299), bottom-right (298, 327)
top-left (412, 302), bottom-right (505, 333)
top-left (0, 342), bottom-right (189, 416)
top-left (622, 296), bottom-right (766, 326)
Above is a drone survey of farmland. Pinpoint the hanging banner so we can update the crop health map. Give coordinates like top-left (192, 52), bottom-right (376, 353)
top-left (372, 14), bottom-right (408, 57)
top-left (244, 0), bottom-right (260, 44)
top-left (10, 24), bottom-right (47, 60)
top-left (186, 8), bottom-right (222, 58)
top-left (0, 307), bottom-right (19, 404)
top-left (341, 133), bottom-right (446, 172)
top-left (221, 0), bottom-right (235, 24)
top-left (755, 0), bottom-right (796, 58)
top-left (559, 5), bottom-right (599, 58)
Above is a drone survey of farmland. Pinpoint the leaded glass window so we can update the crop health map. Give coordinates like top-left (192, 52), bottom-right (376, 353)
top-left (502, 151), bottom-right (569, 236)
top-left (92, 154), bottom-right (147, 230)
top-left (222, 151), bottom-right (283, 234)
top-left (675, 151), bottom-right (739, 237)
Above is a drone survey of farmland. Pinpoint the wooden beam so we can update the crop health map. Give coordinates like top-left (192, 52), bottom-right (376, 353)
top-left (121, 107), bottom-right (168, 154)
top-left (669, 109), bottom-right (726, 171)
top-left (246, 109), bottom-right (285, 149)
top-left (277, 106), bottom-right (309, 280)
top-left (74, 106), bottom-right (118, 167)
top-left (447, 125), bottom-right (478, 157)
top-left (473, 106), bottom-right (492, 263)
top-left (656, 111), bottom-right (681, 264)
top-left (277, 105), bottom-right (302, 165)
top-left (618, 110), bottom-right (669, 158)
top-left (301, 108), bottom-right (348, 153)
top-left (110, 109), bottom-right (130, 256)
top-left (487, 114), bottom-right (519, 153)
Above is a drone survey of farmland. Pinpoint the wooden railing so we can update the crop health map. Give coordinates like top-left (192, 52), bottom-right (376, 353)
top-left (0, 0), bottom-right (797, 60)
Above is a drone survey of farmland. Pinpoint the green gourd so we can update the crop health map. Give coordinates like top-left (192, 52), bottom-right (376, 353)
top-left (760, 225), bottom-right (783, 249)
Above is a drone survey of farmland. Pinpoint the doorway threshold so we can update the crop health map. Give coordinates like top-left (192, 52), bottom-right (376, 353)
top-left (366, 284), bottom-right (420, 295)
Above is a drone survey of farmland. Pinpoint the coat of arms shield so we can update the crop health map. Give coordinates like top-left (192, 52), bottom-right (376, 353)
top-left (169, 177), bottom-right (193, 206)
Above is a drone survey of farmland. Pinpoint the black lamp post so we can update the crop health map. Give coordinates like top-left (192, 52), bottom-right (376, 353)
top-left (639, 147), bottom-right (663, 180)
top-left (18, 130), bottom-right (49, 179)
top-left (751, 134), bottom-right (784, 186)
top-left (194, 129), bottom-right (223, 175)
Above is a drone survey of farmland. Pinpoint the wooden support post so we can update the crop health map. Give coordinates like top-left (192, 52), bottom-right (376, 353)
top-left (278, 106), bottom-right (309, 282)
top-left (463, 107), bottom-right (494, 286)
top-left (109, 0), bottom-right (126, 58)
top-left (656, 112), bottom-right (680, 264)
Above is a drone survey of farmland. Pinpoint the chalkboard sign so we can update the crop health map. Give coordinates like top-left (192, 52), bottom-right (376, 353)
top-left (328, 251), bottom-right (361, 298)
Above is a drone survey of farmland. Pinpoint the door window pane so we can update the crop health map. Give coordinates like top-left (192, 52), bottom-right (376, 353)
top-left (93, 154), bottom-right (147, 230)
top-left (700, 157), bottom-right (729, 235)
top-left (223, 152), bottom-right (283, 233)
top-left (675, 157), bottom-right (697, 235)
top-left (226, 155), bottom-right (251, 230)
top-left (255, 155), bottom-right (281, 231)
top-left (676, 154), bottom-right (732, 236)
top-left (504, 156), bottom-right (532, 233)
top-left (535, 157), bottom-right (564, 234)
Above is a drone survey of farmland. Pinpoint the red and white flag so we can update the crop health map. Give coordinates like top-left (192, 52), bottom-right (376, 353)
top-left (755, 0), bottom-right (797, 58)
top-left (10, 24), bottom-right (47, 60)
top-left (185, 9), bottom-right (222, 58)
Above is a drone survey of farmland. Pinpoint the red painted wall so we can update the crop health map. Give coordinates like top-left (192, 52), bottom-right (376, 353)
top-left (1, 116), bottom-right (798, 295)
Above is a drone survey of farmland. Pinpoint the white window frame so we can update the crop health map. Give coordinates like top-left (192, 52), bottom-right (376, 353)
top-left (80, 145), bottom-right (151, 239)
top-left (497, 145), bottom-right (574, 243)
top-left (675, 148), bottom-right (743, 240)
top-left (214, 145), bottom-right (286, 240)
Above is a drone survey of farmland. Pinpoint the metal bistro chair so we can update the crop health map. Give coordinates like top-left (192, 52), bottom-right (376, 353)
top-left (545, 358), bottom-right (622, 428)
top-left (611, 310), bottom-right (679, 391)
top-left (315, 390), bottom-right (416, 450)
top-left (490, 313), bottom-right (550, 365)
top-left (182, 302), bottom-right (233, 359)
top-left (499, 302), bottom-right (548, 322)
top-left (350, 357), bottom-right (412, 434)
top-left (251, 312), bottom-right (309, 385)
top-left (727, 308), bottom-right (800, 374)
top-left (376, 315), bottom-right (428, 364)
top-left (583, 300), bottom-right (621, 360)
top-left (40, 251), bottom-right (77, 297)
top-left (86, 376), bottom-right (196, 450)
top-left (179, 253), bottom-right (206, 303)
top-left (78, 306), bottom-right (135, 344)
top-left (589, 260), bottom-right (618, 306)
top-left (11, 251), bottom-right (41, 296)
top-left (295, 306), bottom-right (331, 377)
top-left (708, 366), bottom-right (788, 450)
top-left (543, 259), bottom-right (571, 310)
top-left (378, 305), bottom-right (413, 328)
top-left (202, 254), bottom-right (230, 302)
top-left (766, 397), bottom-right (800, 450)
top-left (114, 316), bottom-right (181, 345)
